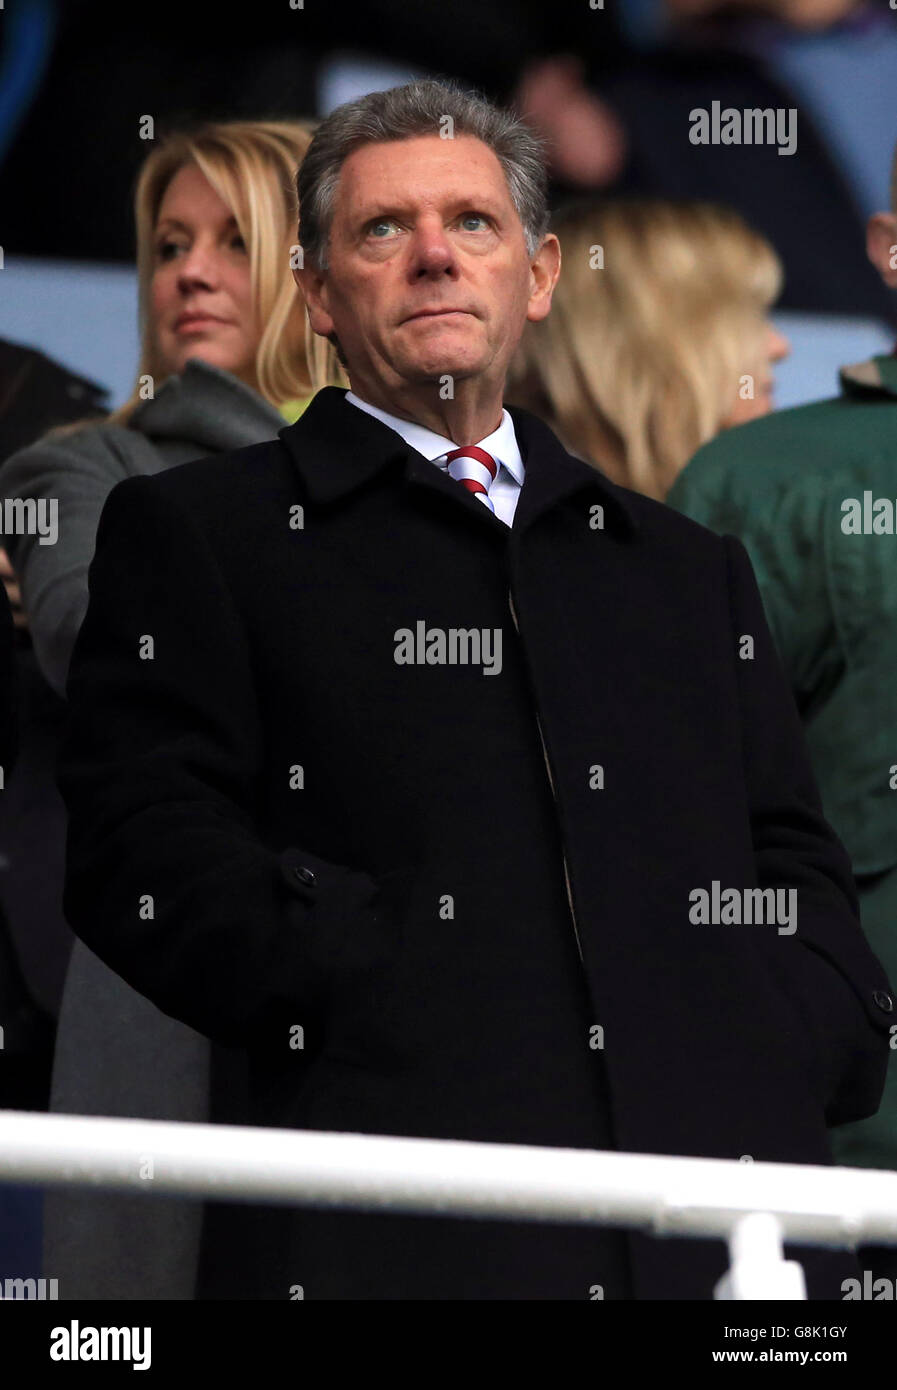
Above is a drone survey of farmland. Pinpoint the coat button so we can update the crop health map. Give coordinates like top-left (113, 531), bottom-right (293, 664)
top-left (293, 866), bottom-right (317, 887)
top-left (873, 989), bottom-right (894, 1013)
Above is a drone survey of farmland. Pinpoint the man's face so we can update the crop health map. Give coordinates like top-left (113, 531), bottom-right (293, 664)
top-left (297, 134), bottom-right (557, 399)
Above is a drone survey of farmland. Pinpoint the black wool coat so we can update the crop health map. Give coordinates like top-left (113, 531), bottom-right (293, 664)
top-left (59, 387), bottom-right (894, 1300)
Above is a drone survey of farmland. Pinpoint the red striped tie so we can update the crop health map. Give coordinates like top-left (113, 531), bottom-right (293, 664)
top-left (440, 445), bottom-right (498, 513)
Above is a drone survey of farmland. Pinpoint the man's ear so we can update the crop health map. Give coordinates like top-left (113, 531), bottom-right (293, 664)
top-left (526, 233), bottom-right (561, 325)
top-left (866, 212), bottom-right (897, 289)
top-left (294, 264), bottom-right (336, 338)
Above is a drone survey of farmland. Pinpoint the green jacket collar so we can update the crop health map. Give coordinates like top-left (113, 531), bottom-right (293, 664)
top-left (839, 353), bottom-right (897, 398)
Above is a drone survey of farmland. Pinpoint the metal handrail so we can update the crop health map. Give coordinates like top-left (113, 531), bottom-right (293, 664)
top-left (3, 1110), bottom-right (896, 1299)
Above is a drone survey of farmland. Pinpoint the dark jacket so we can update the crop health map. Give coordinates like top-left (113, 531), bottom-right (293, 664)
top-left (58, 386), bottom-right (894, 1299)
top-left (668, 353), bottom-right (897, 1176)
top-left (0, 342), bottom-right (107, 1116)
top-left (0, 566), bottom-right (17, 782)
top-left (0, 339), bottom-right (109, 1018)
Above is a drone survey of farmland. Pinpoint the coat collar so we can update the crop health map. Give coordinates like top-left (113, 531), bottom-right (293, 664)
top-left (278, 386), bottom-right (639, 537)
top-left (128, 358), bottom-right (286, 453)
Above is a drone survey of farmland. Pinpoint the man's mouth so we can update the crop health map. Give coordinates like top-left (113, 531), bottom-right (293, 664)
top-left (406, 309), bottom-right (469, 321)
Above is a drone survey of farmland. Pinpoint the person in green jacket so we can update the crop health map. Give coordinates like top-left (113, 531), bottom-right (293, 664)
top-left (668, 154), bottom-right (897, 1249)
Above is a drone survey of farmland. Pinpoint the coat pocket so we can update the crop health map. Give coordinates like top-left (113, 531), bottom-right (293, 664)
top-left (318, 863), bottom-right (417, 1073)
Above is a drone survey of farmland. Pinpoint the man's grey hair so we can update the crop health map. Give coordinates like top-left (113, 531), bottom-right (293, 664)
top-left (296, 78), bottom-right (551, 272)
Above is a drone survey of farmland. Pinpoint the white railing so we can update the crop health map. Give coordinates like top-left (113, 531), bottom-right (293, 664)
top-left (2, 1109), bottom-right (897, 1299)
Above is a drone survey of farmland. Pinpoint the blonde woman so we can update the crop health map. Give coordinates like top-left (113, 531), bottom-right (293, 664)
top-left (1, 118), bottom-right (345, 696)
top-left (507, 197), bottom-right (789, 501)
top-left (0, 118), bottom-right (344, 1302)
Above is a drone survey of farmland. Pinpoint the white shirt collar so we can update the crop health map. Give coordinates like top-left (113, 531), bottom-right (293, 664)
top-left (344, 389), bottom-right (525, 486)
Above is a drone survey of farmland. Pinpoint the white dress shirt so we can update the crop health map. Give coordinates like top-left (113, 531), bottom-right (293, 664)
top-left (345, 389), bottom-right (525, 527)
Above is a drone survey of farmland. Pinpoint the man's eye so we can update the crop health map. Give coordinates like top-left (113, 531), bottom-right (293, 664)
top-left (460, 213), bottom-right (489, 231)
top-left (369, 219), bottom-right (398, 238)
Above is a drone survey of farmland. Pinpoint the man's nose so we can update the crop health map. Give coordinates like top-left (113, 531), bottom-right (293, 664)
top-left (409, 220), bottom-right (457, 276)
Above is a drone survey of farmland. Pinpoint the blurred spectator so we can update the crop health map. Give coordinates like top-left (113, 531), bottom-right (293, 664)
top-left (0, 0), bottom-right (625, 262)
top-left (0, 342), bottom-right (108, 1077)
top-left (0, 544), bottom-right (18, 779)
top-left (0, 342), bottom-right (108, 467)
top-left (658, 0), bottom-right (896, 225)
top-left (510, 54), bottom-right (627, 190)
top-left (0, 341), bottom-right (108, 640)
top-left (667, 143), bottom-right (897, 1276)
top-left (507, 197), bottom-right (789, 499)
top-left (0, 115), bottom-right (343, 1300)
top-left (600, 0), bottom-right (897, 323)
top-left (0, 574), bottom-right (23, 1103)
top-left (0, 556), bottom-right (46, 1286)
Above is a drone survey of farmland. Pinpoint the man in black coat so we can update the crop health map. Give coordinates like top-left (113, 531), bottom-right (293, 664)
top-left (59, 78), bottom-right (893, 1300)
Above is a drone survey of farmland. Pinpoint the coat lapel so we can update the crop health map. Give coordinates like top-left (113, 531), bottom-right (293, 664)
top-left (278, 385), bottom-right (640, 541)
top-left (277, 386), bottom-right (408, 504)
top-left (506, 404), bottom-right (640, 540)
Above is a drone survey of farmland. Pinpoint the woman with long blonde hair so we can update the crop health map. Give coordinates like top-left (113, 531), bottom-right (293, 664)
top-left (112, 117), bottom-right (342, 425)
top-left (2, 117), bottom-right (345, 694)
top-left (507, 197), bottom-right (789, 500)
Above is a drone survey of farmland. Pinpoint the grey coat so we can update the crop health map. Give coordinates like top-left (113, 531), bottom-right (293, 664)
top-left (0, 360), bottom-right (287, 1299)
top-left (1, 359), bottom-right (287, 698)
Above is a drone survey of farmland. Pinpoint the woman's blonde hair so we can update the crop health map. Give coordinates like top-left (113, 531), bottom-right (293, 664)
top-left (507, 198), bottom-right (783, 500)
top-left (104, 118), bottom-right (347, 428)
